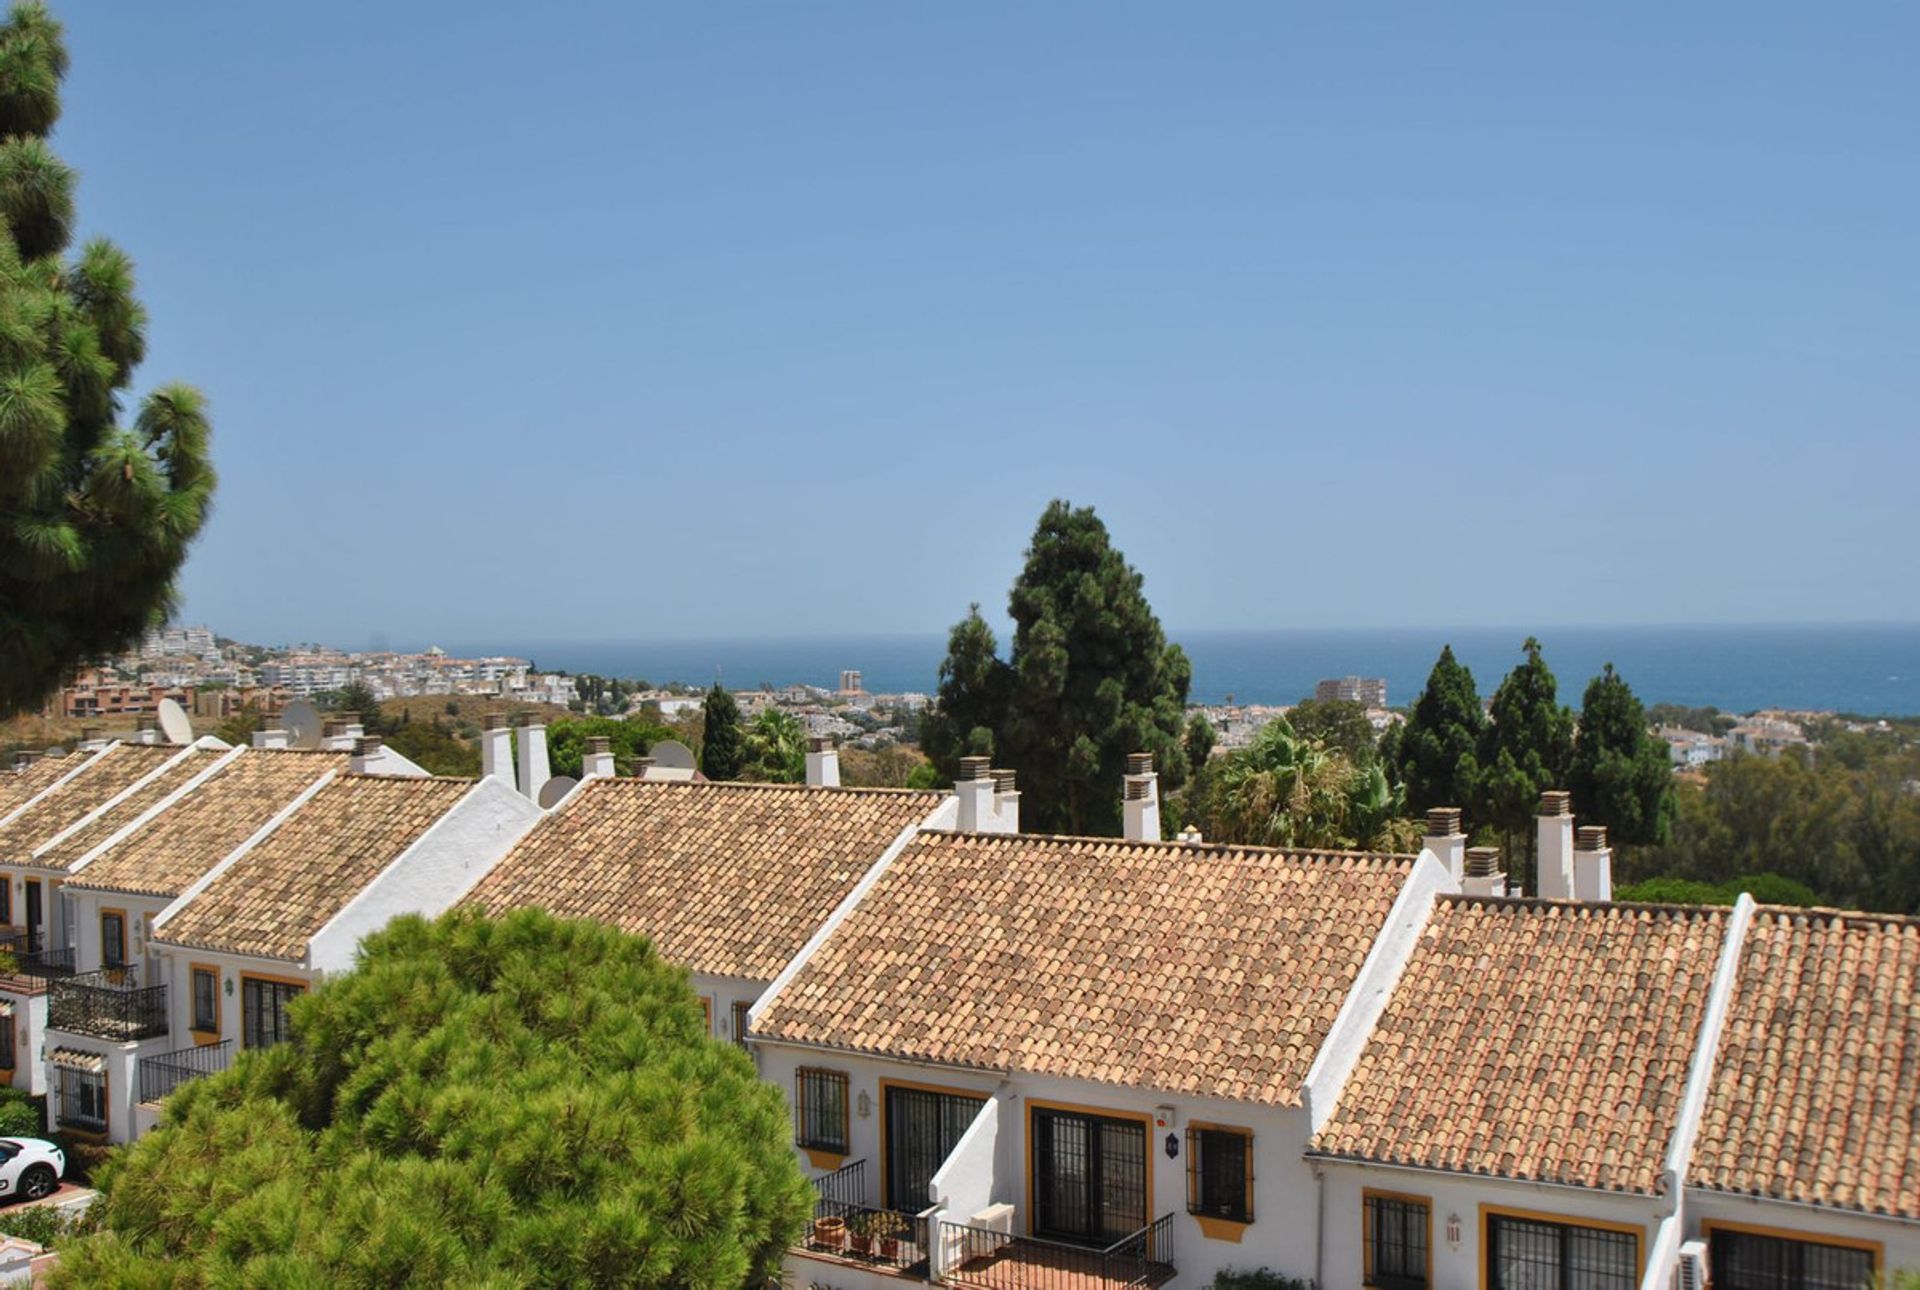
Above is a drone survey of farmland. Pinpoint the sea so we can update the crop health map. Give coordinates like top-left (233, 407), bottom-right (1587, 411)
top-left (441, 623), bottom-right (1920, 717)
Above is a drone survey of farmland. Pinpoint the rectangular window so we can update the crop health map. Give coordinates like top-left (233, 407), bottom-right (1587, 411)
top-left (732, 1000), bottom-right (752, 1049)
top-left (0, 875), bottom-right (11, 926)
top-left (699, 996), bottom-right (712, 1031)
top-left (795, 1068), bottom-right (849, 1154)
top-left (1186, 1125), bottom-right (1253, 1223)
top-left (885, 1085), bottom-right (988, 1212)
top-left (1489, 1212), bottom-right (1637, 1290)
top-left (0, 1020), bottom-right (13, 1070)
top-left (1364, 1192), bottom-right (1429, 1288)
top-left (56, 1067), bottom-right (106, 1132)
top-left (1710, 1226), bottom-right (1876, 1289)
top-left (242, 977), bottom-right (304, 1049)
top-left (101, 911), bottom-right (127, 970)
top-left (191, 967), bottom-right (219, 1033)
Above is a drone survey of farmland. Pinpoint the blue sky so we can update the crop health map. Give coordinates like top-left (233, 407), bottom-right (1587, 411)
top-left (52, 2), bottom-right (1919, 647)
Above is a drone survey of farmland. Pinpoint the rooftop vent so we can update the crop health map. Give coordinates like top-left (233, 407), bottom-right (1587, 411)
top-left (584, 736), bottom-right (611, 755)
top-left (991, 768), bottom-right (1017, 794)
top-left (1125, 752), bottom-right (1155, 777)
top-left (1577, 825), bottom-right (1609, 851)
top-left (1124, 777), bottom-right (1154, 801)
top-left (483, 713), bottom-right (507, 730)
top-left (958, 755), bottom-right (992, 782)
top-left (1537, 790), bottom-right (1572, 816)
top-left (1426, 806), bottom-right (1463, 837)
top-left (353, 735), bottom-right (383, 756)
top-left (1464, 846), bottom-right (1502, 878)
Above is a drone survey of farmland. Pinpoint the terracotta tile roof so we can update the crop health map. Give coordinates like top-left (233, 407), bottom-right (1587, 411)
top-left (32, 748), bottom-right (222, 872)
top-left (69, 749), bottom-right (346, 898)
top-left (462, 778), bottom-right (942, 981)
top-left (0, 753), bottom-right (89, 817)
top-left (753, 831), bottom-right (1415, 1105)
top-left (0, 744), bottom-right (184, 865)
top-left (1693, 906), bottom-right (1920, 1218)
top-left (156, 774), bottom-right (475, 961)
top-left (1311, 897), bottom-right (1728, 1194)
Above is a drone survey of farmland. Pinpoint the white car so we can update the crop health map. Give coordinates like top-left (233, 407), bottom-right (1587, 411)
top-left (0, 1138), bottom-right (63, 1202)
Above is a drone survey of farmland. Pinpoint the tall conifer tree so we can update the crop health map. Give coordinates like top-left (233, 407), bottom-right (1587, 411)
top-left (1569, 663), bottom-right (1675, 847)
top-left (699, 683), bottom-right (744, 781)
top-left (0, 2), bottom-right (215, 715)
top-left (1393, 645), bottom-right (1485, 818)
top-left (1477, 637), bottom-right (1575, 890)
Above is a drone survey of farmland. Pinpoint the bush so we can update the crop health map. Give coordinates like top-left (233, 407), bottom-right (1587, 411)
top-left (0, 1201), bottom-right (80, 1246)
top-left (0, 1089), bottom-right (41, 1136)
top-left (1210, 1271), bottom-right (1314, 1290)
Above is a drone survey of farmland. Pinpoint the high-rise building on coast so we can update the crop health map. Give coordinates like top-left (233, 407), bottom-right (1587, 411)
top-left (1314, 675), bottom-right (1387, 707)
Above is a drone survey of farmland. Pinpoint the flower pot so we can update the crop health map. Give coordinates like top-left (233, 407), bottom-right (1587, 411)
top-left (879, 1235), bottom-right (902, 1261)
top-left (812, 1216), bottom-right (845, 1250)
top-left (849, 1233), bottom-right (873, 1256)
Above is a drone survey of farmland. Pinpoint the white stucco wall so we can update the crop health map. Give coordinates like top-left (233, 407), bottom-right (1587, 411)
top-left (1685, 1190), bottom-right (1920, 1282)
top-left (0, 991), bottom-right (46, 1096)
top-left (690, 971), bottom-right (770, 1049)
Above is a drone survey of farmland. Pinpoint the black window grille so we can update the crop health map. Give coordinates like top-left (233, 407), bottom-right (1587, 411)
top-left (192, 968), bottom-right (218, 1033)
top-left (1710, 1227), bottom-right (1876, 1289)
top-left (242, 977), bottom-right (303, 1049)
top-left (732, 1001), bottom-right (752, 1049)
top-left (1185, 1126), bottom-right (1252, 1223)
top-left (56, 1067), bottom-right (105, 1131)
top-left (0, 876), bottom-right (10, 925)
top-left (0, 1020), bottom-right (12, 1070)
top-left (1364, 1193), bottom-right (1429, 1288)
top-left (885, 1085), bottom-right (986, 1212)
top-left (1488, 1213), bottom-right (1636, 1289)
top-left (1033, 1108), bottom-right (1147, 1246)
top-left (795, 1068), bottom-right (848, 1153)
top-left (101, 911), bottom-right (126, 969)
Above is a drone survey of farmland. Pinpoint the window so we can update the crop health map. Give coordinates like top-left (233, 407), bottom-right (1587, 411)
top-left (1488, 1212), bottom-right (1637, 1290)
top-left (795, 1068), bottom-right (849, 1154)
top-left (1364, 1192), bottom-right (1429, 1288)
top-left (0, 875), bottom-right (11, 926)
top-left (0, 1020), bottom-right (13, 1070)
top-left (699, 997), bottom-right (712, 1030)
top-left (242, 977), bottom-right (304, 1049)
top-left (885, 1085), bottom-right (987, 1212)
top-left (1710, 1226), bottom-right (1876, 1289)
top-left (101, 910), bottom-right (127, 970)
top-left (56, 1067), bottom-right (106, 1132)
top-left (1186, 1125), bottom-right (1253, 1223)
top-left (732, 1000), bottom-right (752, 1049)
top-left (191, 967), bottom-right (219, 1034)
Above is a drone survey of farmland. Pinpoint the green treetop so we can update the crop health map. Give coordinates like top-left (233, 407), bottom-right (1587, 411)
top-left (739, 707), bottom-right (806, 783)
top-left (54, 909), bottom-right (811, 1287)
top-left (1569, 662), bottom-right (1675, 848)
top-left (0, 2), bottom-right (215, 716)
top-left (699, 683), bottom-right (742, 781)
top-left (1392, 645), bottom-right (1486, 817)
top-left (1476, 637), bottom-right (1575, 890)
top-left (917, 604), bottom-right (1009, 780)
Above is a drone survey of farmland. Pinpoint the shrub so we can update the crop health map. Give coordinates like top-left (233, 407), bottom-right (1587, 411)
top-left (1209, 1271), bottom-right (1314, 1290)
top-left (0, 1088), bottom-right (41, 1136)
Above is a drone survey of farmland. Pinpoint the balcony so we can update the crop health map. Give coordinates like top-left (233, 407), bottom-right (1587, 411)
top-left (0, 929), bottom-right (75, 986)
top-left (798, 1159), bottom-right (932, 1277)
top-left (138, 1039), bottom-right (233, 1104)
top-left (939, 1214), bottom-right (1176, 1290)
top-left (49, 969), bottom-right (168, 1042)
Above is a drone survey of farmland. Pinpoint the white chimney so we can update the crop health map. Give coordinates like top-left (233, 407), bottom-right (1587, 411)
top-left (1177, 825), bottom-right (1204, 844)
top-left (1423, 807), bottom-right (1467, 882)
top-left (11, 751), bottom-right (41, 771)
top-left (992, 768), bottom-right (1020, 833)
top-left (1573, 825), bottom-right (1613, 902)
top-left (1535, 791), bottom-right (1575, 900)
top-left (321, 715), bottom-right (364, 752)
top-left (480, 714), bottom-right (514, 786)
top-left (631, 755), bottom-right (656, 779)
top-left (1461, 846), bottom-right (1508, 898)
top-left (1122, 752), bottom-right (1160, 842)
top-left (131, 716), bottom-right (166, 746)
top-left (955, 756), bottom-right (996, 831)
top-left (350, 735), bottom-right (385, 775)
top-left (514, 714), bottom-right (550, 802)
top-left (251, 725), bottom-right (291, 750)
top-left (805, 736), bottom-right (841, 788)
top-left (77, 726), bottom-right (108, 753)
top-left (581, 735), bottom-right (616, 780)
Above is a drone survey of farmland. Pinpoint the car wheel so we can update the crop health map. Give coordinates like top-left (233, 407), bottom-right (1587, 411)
top-left (18, 1166), bottom-right (55, 1201)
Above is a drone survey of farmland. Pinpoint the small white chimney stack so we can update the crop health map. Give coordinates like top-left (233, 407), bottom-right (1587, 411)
top-left (1423, 807), bottom-right (1467, 882)
top-left (1535, 790), bottom-right (1575, 900)
top-left (1122, 752), bottom-right (1161, 843)
top-left (513, 714), bottom-right (550, 802)
top-left (955, 756), bottom-right (996, 831)
top-left (321, 715), bottom-right (364, 752)
top-left (1573, 825), bottom-right (1613, 902)
top-left (131, 716), bottom-right (166, 746)
top-left (349, 735), bottom-right (386, 775)
top-left (805, 736), bottom-right (841, 788)
top-left (992, 768), bottom-right (1020, 833)
top-left (77, 725), bottom-right (108, 752)
top-left (481, 713), bottom-right (514, 786)
top-left (251, 725), bottom-right (292, 750)
top-left (1461, 846), bottom-right (1509, 898)
top-left (581, 735), bottom-right (616, 781)
top-left (11, 750), bottom-right (41, 771)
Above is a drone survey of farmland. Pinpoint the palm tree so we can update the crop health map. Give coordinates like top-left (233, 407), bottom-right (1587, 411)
top-left (1199, 719), bottom-right (1415, 851)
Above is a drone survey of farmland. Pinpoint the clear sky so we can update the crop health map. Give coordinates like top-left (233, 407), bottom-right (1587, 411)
top-left (52, 2), bottom-right (1919, 647)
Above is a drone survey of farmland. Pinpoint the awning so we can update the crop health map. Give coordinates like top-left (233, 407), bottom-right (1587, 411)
top-left (49, 1047), bottom-right (105, 1074)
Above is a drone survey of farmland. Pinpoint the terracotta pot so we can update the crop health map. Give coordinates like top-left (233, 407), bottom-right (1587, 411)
top-left (849, 1233), bottom-right (873, 1256)
top-left (879, 1235), bottom-right (902, 1261)
top-left (812, 1216), bottom-right (845, 1250)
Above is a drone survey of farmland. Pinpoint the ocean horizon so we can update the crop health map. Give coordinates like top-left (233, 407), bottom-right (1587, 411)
top-left (435, 623), bottom-right (1920, 717)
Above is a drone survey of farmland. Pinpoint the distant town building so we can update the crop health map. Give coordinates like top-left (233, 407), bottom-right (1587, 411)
top-left (1314, 675), bottom-right (1387, 707)
top-left (838, 669), bottom-right (864, 696)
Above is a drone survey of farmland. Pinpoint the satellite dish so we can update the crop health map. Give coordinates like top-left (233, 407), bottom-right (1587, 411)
top-left (649, 740), bottom-right (695, 771)
top-left (282, 700), bottom-right (323, 750)
top-left (156, 698), bottom-right (194, 746)
top-left (537, 775), bottom-right (579, 809)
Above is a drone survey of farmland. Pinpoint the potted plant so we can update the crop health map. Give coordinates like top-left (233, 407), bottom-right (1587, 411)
top-left (871, 1210), bottom-right (910, 1261)
top-left (811, 1215), bottom-right (846, 1251)
top-left (848, 1212), bottom-right (876, 1257)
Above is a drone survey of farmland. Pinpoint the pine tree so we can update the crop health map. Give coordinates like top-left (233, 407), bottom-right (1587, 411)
top-left (0, 3), bottom-right (215, 716)
top-left (1392, 645), bottom-right (1485, 817)
top-left (1569, 662), bottom-right (1675, 847)
top-left (1476, 637), bottom-right (1575, 891)
top-left (925, 502), bottom-right (1190, 835)
top-left (917, 604), bottom-right (1009, 782)
top-left (699, 683), bottom-right (743, 781)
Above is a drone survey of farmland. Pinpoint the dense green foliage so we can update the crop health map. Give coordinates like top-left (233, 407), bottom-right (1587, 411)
top-left (56, 909), bottom-right (812, 1287)
top-left (1390, 646), bottom-right (1485, 815)
top-left (0, 1084), bottom-right (39, 1135)
top-left (698, 684), bottom-right (742, 781)
top-left (924, 502), bottom-right (1190, 835)
top-left (0, 2), bottom-right (215, 717)
top-left (544, 715), bottom-right (675, 779)
top-left (1568, 663), bottom-right (1674, 847)
top-left (1475, 638), bottom-right (1575, 892)
top-left (319, 683), bottom-right (388, 735)
top-left (383, 716), bottom-right (480, 777)
top-left (740, 708), bottom-right (806, 783)
top-left (1612, 873), bottom-right (1820, 907)
top-left (1206, 1270), bottom-right (1313, 1290)
top-left (1183, 713), bottom-right (1216, 776)
top-left (1285, 698), bottom-right (1378, 766)
top-left (1191, 718), bottom-right (1416, 853)
top-left (1645, 702), bottom-right (1734, 735)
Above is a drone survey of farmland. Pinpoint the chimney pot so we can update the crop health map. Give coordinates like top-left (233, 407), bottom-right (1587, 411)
top-left (958, 755), bottom-right (991, 781)
top-left (1124, 777), bottom-right (1153, 801)
top-left (353, 735), bottom-right (382, 756)
top-left (1426, 806), bottom-right (1463, 837)
top-left (136, 715), bottom-right (158, 731)
top-left (510, 712), bottom-right (532, 728)
top-left (483, 713), bottom-right (507, 730)
top-left (1464, 846), bottom-right (1502, 878)
top-left (1537, 790), bottom-right (1572, 816)
top-left (80, 725), bottom-right (101, 741)
top-left (584, 736), bottom-right (610, 755)
top-left (632, 756), bottom-right (655, 775)
top-left (808, 735), bottom-right (830, 754)
top-left (13, 751), bottom-right (41, 769)
top-left (1125, 751), bottom-right (1155, 777)
top-left (991, 768), bottom-right (1017, 794)
top-left (1577, 825), bottom-right (1609, 852)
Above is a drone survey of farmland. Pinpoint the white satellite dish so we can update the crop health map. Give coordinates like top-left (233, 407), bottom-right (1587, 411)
top-left (537, 775), bottom-right (579, 809)
top-left (649, 740), bottom-right (695, 771)
top-left (282, 700), bottom-right (323, 750)
top-left (156, 698), bottom-right (194, 746)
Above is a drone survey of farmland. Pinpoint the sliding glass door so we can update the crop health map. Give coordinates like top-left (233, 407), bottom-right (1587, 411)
top-left (1031, 1106), bottom-right (1146, 1246)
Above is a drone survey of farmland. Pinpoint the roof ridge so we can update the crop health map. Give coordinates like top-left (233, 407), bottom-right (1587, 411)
top-left (1750, 903), bottom-right (1920, 930)
top-left (917, 827), bottom-right (1417, 863)
top-left (335, 772), bottom-right (477, 786)
top-left (586, 777), bottom-right (941, 798)
top-left (1440, 893), bottom-right (1729, 918)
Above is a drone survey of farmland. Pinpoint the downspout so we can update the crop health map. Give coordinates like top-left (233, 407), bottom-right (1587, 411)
top-left (1313, 1161), bottom-right (1326, 1290)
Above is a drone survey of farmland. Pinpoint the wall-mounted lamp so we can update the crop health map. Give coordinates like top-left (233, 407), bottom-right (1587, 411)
top-left (857, 1091), bottom-right (872, 1120)
top-left (224, 977), bottom-right (234, 996)
top-left (1164, 1133), bottom-right (1179, 1159)
top-left (1446, 1213), bottom-right (1462, 1248)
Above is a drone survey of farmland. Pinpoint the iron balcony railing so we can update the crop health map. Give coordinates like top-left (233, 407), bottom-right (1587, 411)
top-left (0, 929), bottom-right (74, 981)
top-left (940, 1212), bottom-right (1176, 1290)
top-left (801, 1159), bottom-right (931, 1274)
top-left (49, 968), bottom-right (168, 1042)
top-left (137, 1039), bottom-right (232, 1104)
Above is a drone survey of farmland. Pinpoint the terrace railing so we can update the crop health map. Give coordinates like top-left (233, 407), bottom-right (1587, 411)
top-left (138, 1039), bottom-right (233, 1104)
top-left (801, 1159), bottom-right (931, 1275)
top-left (940, 1212), bottom-right (1176, 1290)
top-left (49, 969), bottom-right (168, 1042)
